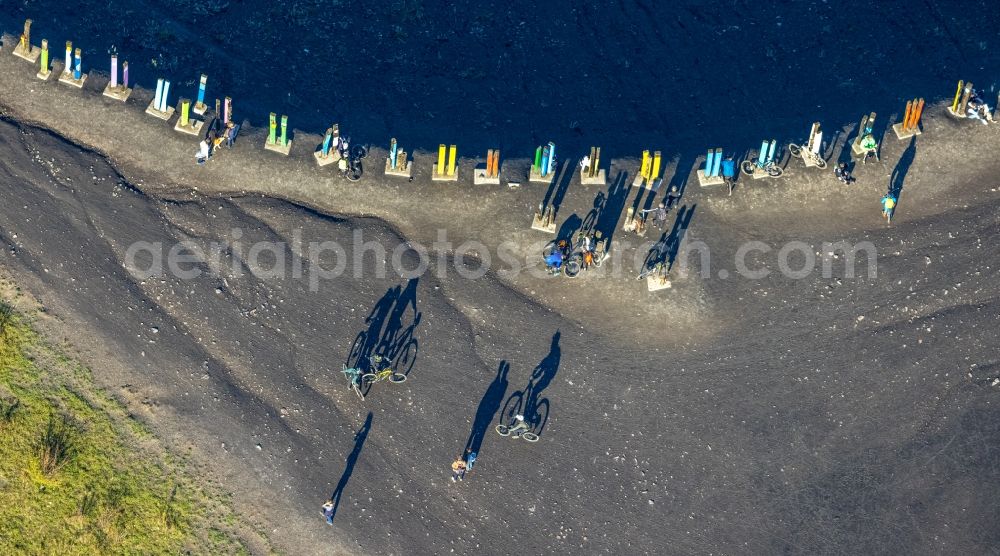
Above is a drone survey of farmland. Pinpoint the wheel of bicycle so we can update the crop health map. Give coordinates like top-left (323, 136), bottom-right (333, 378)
top-left (740, 159), bottom-right (755, 176)
top-left (350, 144), bottom-right (368, 160)
top-left (521, 432), bottom-right (540, 442)
top-left (347, 162), bottom-right (363, 181)
top-left (788, 144), bottom-right (802, 158)
top-left (564, 255), bottom-right (582, 278)
top-left (495, 424), bottom-right (511, 436)
top-left (361, 373), bottom-right (378, 384)
top-left (348, 331), bottom-right (367, 368)
top-left (815, 157), bottom-right (828, 169)
top-left (767, 165), bottom-right (783, 177)
top-left (389, 373), bottom-right (407, 383)
top-left (351, 382), bottom-right (365, 400)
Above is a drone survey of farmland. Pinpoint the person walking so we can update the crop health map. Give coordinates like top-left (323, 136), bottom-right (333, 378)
top-left (321, 499), bottom-right (335, 525)
top-left (451, 458), bottom-right (467, 482)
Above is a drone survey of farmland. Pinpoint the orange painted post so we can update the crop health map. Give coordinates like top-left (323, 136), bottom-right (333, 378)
top-left (902, 101), bottom-right (913, 131)
top-left (912, 98), bottom-right (925, 129)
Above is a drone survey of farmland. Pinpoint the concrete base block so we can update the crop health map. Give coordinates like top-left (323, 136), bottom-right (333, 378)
top-left (36, 69), bottom-right (51, 81)
top-left (265, 140), bottom-right (293, 156)
top-left (531, 214), bottom-right (557, 234)
top-left (750, 166), bottom-right (779, 180)
top-left (801, 152), bottom-right (824, 168)
top-left (632, 175), bottom-right (661, 189)
top-left (528, 166), bottom-right (554, 184)
top-left (946, 106), bottom-right (967, 119)
top-left (145, 100), bottom-right (175, 120)
top-left (431, 164), bottom-right (459, 182)
top-left (102, 84), bottom-right (132, 102)
top-left (174, 119), bottom-right (203, 136)
top-left (892, 122), bottom-right (922, 140)
top-left (12, 46), bottom-right (40, 63)
top-left (193, 102), bottom-right (207, 116)
top-left (646, 274), bottom-right (672, 291)
top-left (473, 164), bottom-right (500, 185)
top-left (58, 72), bottom-right (87, 89)
top-left (384, 158), bottom-right (413, 178)
top-left (697, 170), bottom-right (724, 187)
top-left (314, 150), bottom-right (342, 167)
top-left (580, 168), bottom-right (606, 186)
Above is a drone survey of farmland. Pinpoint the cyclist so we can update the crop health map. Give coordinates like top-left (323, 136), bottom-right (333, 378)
top-left (861, 135), bottom-right (878, 163)
top-left (881, 194), bottom-right (897, 220)
top-left (508, 414), bottom-right (529, 434)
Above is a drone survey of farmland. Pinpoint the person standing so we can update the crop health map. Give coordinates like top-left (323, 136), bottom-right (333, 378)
top-left (321, 500), bottom-right (335, 525)
top-left (465, 450), bottom-right (477, 472)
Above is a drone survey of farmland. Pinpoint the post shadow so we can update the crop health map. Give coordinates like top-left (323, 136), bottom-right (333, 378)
top-left (595, 171), bottom-right (630, 245)
top-left (889, 136), bottom-right (917, 198)
top-left (666, 204), bottom-right (697, 271)
top-left (328, 412), bottom-right (372, 523)
top-left (664, 153), bottom-right (696, 204)
top-left (464, 361), bottom-right (510, 456)
top-left (837, 122), bottom-right (860, 170)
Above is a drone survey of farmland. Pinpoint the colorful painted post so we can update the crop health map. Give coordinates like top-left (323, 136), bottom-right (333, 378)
top-left (180, 99), bottom-right (190, 127)
top-left (476, 149), bottom-right (501, 185)
top-left (698, 148), bottom-right (725, 187)
top-left (546, 142), bottom-right (556, 175)
top-left (264, 113), bottom-right (292, 155)
top-left (540, 146), bottom-right (550, 178)
top-left (534, 147), bottom-right (542, 172)
top-left (324, 129), bottom-right (335, 157)
top-left (173, 98), bottom-right (203, 135)
top-left (59, 45), bottom-right (87, 87)
top-left (894, 98), bottom-right (924, 140)
top-left (36, 39), bottom-right (50, 80)
top-left (958, 82), bottom-right (973, 115)
top-left (384, 138), bottom-right (411, 177)
top-left (145, 78), bottom-right (175, 119)
top-left (279, 115), bottom-right (288, 146)
top-left (640, 150), bottom-right (651, 180)
top-left (64, 42), bottom-right (72, 76)
top-left (389, 138), bottom-right (398, 169)
top-left (711, 148), bottom-right (723, 176)
top-left (103, 54), bottom-right (130, 100)
top-left (437, 144), bottom-right (446, 172)
top-left (159, 81), bottom-right (171, 112)
top-left (447, 145), bottom-right (457, 176)
top-left (122, 62), bottom-right (128, 88)
top-left (194, 74), bottom-right (208, 114)
top-left (110, 54), bottom-right (118, 88)
top-left (950, 80), bottom-right (964, 114)
top-left (224, 97), bottom-right (232, 124)
top-left (72, 48), bottom-right (82, 80)
top-left (268, 113), bottom-right (277, 144)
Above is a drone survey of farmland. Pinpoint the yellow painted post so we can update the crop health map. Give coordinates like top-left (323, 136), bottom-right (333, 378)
top-left (640, 150), bottom-right (651, 180)
top-left (447, 145), bottom-right (457, 176)
top-left (951, 80), bottom-right (963, 112)
top-left (593, 147), bottom-right (601, 177)
top-left (651, 151), bottom-right (662, 181)
top-left (39, 39), bottom-right (48, 75)
top-left (180, 99), bottom-right (190, 127)
top-left (437, 144), bottom-right (446, 175)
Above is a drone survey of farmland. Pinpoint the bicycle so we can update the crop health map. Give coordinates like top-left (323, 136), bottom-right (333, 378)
top-left (362, 355), bottom-right (407, 385)
top-left (787, 143), bottom-right (828, 169)
top-left (341, 365), bottom-right (365, 400)
top-left (741, 157), bottom-right (783, 177)
top-left (495, 415), bottom-right (539, 442)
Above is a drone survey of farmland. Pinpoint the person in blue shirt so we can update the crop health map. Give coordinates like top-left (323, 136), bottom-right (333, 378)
top-left (545, 249), bottom-right (563, 274)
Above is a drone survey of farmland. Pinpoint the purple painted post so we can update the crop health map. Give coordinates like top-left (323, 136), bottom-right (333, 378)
top-left (122, 62), bottom-right (128, 88)
top-left (110, 54), bottom-right (118, 88)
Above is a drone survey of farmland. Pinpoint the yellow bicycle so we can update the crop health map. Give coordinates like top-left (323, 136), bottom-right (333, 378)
top-left (361, 355), bottom-right (407, 386)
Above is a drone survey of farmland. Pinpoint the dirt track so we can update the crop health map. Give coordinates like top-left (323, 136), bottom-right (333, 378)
top-left (1, 27), bottom-right (1000, 556)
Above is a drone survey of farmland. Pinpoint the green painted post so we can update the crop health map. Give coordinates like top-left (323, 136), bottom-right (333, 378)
top-left (534, 147), bottom-right (542, 171)
top-left (268, 113), bottom-right (277, 145)
top-left (280, 115), bottom-right (288, 146)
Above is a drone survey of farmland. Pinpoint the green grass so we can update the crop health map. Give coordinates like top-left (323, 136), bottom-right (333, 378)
top-left (0, 302), bottom-right (263, 554)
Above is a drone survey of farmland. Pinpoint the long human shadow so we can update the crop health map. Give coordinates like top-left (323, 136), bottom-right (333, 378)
top-left (595, 171), bottom-right (631, 245)
top-left (889, 136), bottom-right (917, 198)
top-left (541, 159), bottom-right (573, 212)
top-left (499, 331), bottom-right (561, 436)
top-left (348, 278), bottom-right (421, 374)
top-left (464, 361), bottom-right (510, 456)
top-left (666, 204), bottom-right (697, 271)
top-left (556, 213), bottom-right (582, 244)
top-left (664, 153), bottom-right (696, 205)
top-left (328, 412), bottom-right (372, 523)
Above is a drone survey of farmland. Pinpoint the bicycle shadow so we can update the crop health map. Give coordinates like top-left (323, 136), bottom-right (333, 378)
top-left (327, 412), bottom-right (372, 524)
top-left (641, 204), bottom-right (697, 272)
top-left (347, 278), bottom-right (421, 376)
top-left (464, 361), bottom-right (510, 457)
top-left (499, 331), bottom-right (561, 436)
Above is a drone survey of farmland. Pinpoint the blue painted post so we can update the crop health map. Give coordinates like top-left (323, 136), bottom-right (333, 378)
top-left (540, 146), bottom-right (550, 177)
top-left (322, 128), bottom-right (333, 157)
top-left (712, 148), bottom-right (722, 177)
top-left (547, 142), bottom-right (556, 175)
top-left (153, 79), bottom-right (164, 110)
top-left (390, 138), bottom-right (398, 169)
top-left (705, 149), bottom-right (715, 175)
top-left (766, 140), bottom-right (776, 163)
top-left (72, 48), bottom-right (81, 80)
top-left (758, 140), bottom-right (768, 165)
top-left (197, 74), bottom-right (207, 106)
top-left (159, 81), bottom-right (171, 112)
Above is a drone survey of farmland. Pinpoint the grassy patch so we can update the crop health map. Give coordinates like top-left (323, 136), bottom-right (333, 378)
top-left (0, 306), bottom-right (262, 554)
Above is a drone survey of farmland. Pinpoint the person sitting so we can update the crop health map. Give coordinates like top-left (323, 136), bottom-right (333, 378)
top-left (860, 135), bottom-right (878, 163)
top-left (835, 162), bottom-right (855, 184)
top-left (579, 154), bottom-right (591, 174)
top-left (544, 249), bottom-right (563, 274)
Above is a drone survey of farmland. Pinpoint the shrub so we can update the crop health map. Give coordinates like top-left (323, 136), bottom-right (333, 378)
top-left (38, 413), bottom-right (76, 475)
